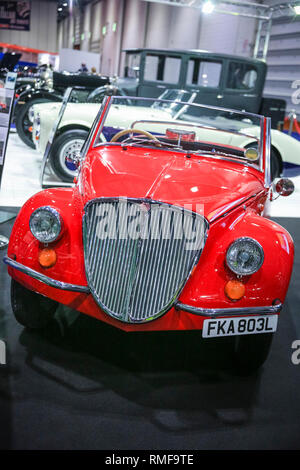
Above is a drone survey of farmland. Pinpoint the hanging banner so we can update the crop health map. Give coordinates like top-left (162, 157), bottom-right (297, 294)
top-left (0, 1), bottom-right (31, 31)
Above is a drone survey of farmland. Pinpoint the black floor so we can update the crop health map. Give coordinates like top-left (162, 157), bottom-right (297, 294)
top-left (0, 211), bottom-right (300, 450)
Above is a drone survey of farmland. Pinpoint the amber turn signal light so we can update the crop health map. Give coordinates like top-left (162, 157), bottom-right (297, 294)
top-left (38, 248), bottom-right (57, 268)
top-left (225, 280), bottom-right (245, 301)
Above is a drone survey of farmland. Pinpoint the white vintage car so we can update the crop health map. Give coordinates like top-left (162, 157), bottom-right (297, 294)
top-left (31, 89), bottom-right (300, 183)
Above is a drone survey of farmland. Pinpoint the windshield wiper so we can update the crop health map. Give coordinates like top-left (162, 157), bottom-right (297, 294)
top-left (121, 137), bottom-right (182, 150)
top-left (187, 149), bottom-right (247, 160)
top-left (119, 138), bottom-right (249, 161)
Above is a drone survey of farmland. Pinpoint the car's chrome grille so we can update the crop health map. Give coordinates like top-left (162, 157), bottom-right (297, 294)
top-left (83, 198), bottom-right (208, 323)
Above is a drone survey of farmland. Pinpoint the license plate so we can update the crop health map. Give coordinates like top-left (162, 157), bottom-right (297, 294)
top-left (202, 315), bottom-right (278, 338)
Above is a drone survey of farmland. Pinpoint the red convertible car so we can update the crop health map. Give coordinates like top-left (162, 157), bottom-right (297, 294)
top-left (4, 96), bottom-right (295, 372)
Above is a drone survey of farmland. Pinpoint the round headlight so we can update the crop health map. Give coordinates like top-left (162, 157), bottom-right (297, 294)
top-left (226, 237), bottom-right (264, 276)
top-left (29, 207), bottom-right (62, 243)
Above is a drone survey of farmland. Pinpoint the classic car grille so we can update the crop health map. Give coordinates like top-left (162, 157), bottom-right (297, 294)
top-left (83, 198), bottom-right (208, 323)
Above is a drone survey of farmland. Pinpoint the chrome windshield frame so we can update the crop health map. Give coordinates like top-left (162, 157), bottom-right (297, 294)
top-left (264, 117), bottom-right (272, 188)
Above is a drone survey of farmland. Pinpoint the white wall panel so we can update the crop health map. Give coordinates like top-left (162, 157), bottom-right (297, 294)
top-left (140, 1), bottom-right (255, 57)
top-left (119, 0), bottom-right (147, 75)
top-left (167, 6), bottom-right (201, 50)
top-left (62, 17), bottom-right (68, 49)
top-left (121, 0), bottom-right (147, 50)
top-left (81, 3), bottom-right (92, 51)
top-left (198, 10), bottom-right (255, 56)
top-left (59, 48), bottom-right (100, 72)
top-left (145, 4), bottom-right (171, 49)
top-left (57, 20), bottom-right (63, 52)
top-left (90, 1), bottom-right (102, 53)
top-left (100, 0), bottom-right (124, 75)
top-left (67, 15), bottom-right (74, 49)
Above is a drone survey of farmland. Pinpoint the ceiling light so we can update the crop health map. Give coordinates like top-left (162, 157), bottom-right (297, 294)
top-left (202, 1), bottom-right (215, 14)
top-left (58, 7), bottom-right (62, 12)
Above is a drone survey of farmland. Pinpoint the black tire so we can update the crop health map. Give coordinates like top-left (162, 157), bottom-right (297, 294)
top-left (270, 149), bottom-right (281, 181)
top-left (11, 279), bottom-right (58, 329)
top-left (15, 98), bottom-right (55, 148)
top-left (233, 333), bottom-right (274, 375)
top-left (50, 129), bottom-right (89, 183)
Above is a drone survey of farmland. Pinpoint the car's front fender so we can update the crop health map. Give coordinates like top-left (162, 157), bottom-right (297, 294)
top-left (7, 187), bottom-right (87, 294)
top-left (179, 206), bottom-right (294, 310)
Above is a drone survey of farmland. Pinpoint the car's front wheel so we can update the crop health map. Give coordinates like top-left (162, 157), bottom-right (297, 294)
top-left (50, 129), bottom-right (89, 183)
top-left (233, 332), bottom-right (274, 374)
top-left (15, 98), bottom-right (55, 148)
top-left (11, 279), bottom-right (58, 329)
top-left (270, 150), bottom-right (281, 181)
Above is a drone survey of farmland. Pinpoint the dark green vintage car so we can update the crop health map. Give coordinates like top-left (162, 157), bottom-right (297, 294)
top-left (118, 48), bottom-right (284, 126)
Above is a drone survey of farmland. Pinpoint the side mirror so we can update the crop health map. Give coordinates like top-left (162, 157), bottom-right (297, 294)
top-left (275, 178), bottom-right (295, 197)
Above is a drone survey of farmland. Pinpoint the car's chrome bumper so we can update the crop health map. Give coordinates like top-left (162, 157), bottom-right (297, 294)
top-left (175, 301), bottom-right (282, 317)
top-left (4, 255), bottom-right (282, 318)
top-left (3, 255), bottom-right (90, 293)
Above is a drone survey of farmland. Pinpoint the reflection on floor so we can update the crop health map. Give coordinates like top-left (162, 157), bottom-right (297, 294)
top-left (0, 133), bottom-right (64, 208)
top-left (0, 132), bottom-right (300, 217)
top-left (1, 215), bottom-right (300, 450)
top-left (0, 133), bottom-right (42, 207)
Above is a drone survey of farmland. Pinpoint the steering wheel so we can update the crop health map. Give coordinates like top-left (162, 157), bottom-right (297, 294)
top-left (111, 128), bottom-right (160, 143)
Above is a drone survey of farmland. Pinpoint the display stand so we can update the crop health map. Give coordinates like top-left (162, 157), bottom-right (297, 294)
top-left (40, 86), bottom-right (83, 189)
top-left (0, 72), bottom-right (17, 250)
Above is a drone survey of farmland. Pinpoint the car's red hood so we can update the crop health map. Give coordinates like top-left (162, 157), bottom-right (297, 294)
top-left (81, 146), bottom-right (264, 221)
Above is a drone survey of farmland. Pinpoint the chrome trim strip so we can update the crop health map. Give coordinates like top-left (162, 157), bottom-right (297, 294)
top-left (82, 95), bottom-right (111, 156)
top-left (265, 117), bottom-right (272, 188)
top-left (3, 255), bottom-right (90, 294)
top-left (175, 301), bottom-right (282, 318)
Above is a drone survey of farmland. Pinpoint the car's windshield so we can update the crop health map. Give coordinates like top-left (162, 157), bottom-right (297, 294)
top-left (86, 87), bottom-right (195, 116)
top-left (151, 89), bottom-right (196, 118)
top-left (93, 96), bottom-right (264, 169)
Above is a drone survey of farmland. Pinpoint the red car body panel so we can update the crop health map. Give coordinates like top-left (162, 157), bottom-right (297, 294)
top-left (6, 142), bottom-right (294, 332)
top-left (81, 146), bottom-right (265, 216)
